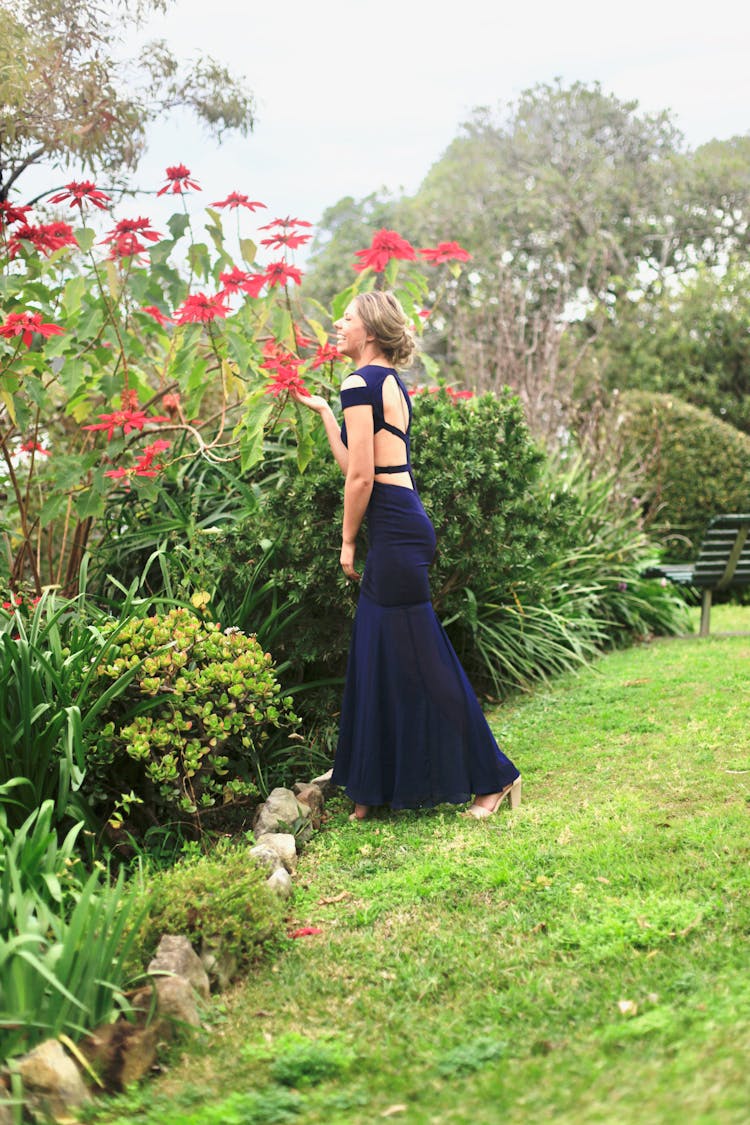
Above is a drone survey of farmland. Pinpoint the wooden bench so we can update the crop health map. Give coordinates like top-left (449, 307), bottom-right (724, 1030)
top-left (641, 513), bottom-right (750, 635)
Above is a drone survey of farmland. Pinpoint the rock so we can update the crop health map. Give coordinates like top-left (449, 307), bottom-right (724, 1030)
top-left (154, 975), bottom-right (200, 1028)
top-left (253, 787), bottom-right (309, 837)
top-left (248, 843), bottom-right (284, 877)
top-left (310, 767), bottom-right (335, 797)
top-left (266, 867), bottom-right (293, 899)
top-left (79, 987), bottom-right (162, 1091)
top-left (292, 782), bottom-right (324, 826)
top-left (200, 937), bottom-right (239, 993)
top-left (16, 1039), bottom-right (90, 1120)
top-left (254, 831), bottom-right (298, 872)
top-left (0, 1092), bottom-right (14, 1125)
top-left (147, 934), bottom-right (210, 1002)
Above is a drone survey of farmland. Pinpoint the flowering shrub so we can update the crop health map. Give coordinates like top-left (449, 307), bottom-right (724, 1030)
top-left (85, 605), bottom-right (300, 837)
top-left (0, 165), bottom-right (471, 596)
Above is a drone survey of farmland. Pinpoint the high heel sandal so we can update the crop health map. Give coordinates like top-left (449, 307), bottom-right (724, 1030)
top-left (460, 776), bottom-right (522, 820)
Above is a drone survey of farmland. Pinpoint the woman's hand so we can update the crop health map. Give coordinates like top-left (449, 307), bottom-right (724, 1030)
top-left (340, 539), bottom-right (360, 582)
top-left (291, 388), bottom-right (329, 415)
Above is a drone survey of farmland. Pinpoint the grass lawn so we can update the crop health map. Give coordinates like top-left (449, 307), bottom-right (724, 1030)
top-left (86, 605), bottom-right (750, 1125)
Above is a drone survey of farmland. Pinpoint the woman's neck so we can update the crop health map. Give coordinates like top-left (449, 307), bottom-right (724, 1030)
top-left (357, 344), bottom-right (390, 368)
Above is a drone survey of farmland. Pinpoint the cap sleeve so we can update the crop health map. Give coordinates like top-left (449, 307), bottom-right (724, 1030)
top-left (340, 385), bottom-right (373, 411)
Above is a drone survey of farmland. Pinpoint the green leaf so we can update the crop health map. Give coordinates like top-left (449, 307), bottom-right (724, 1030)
top-left (62, 276), bottom-right (86, 316)
top-left (167, 213), bottom-right (191, 241)
top-left (239, 238), bottom-right (257, 266)
top-left (73, 227), bottom-right (96, 253)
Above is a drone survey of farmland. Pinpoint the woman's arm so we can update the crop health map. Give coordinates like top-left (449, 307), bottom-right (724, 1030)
top-left (291, 391), bottom-right (349, 474)
top-left (340, 403), bottom-right (374, 580)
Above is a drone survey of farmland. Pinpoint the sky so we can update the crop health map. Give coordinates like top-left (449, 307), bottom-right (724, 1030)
top-left (123, 0), bottom-right (750, 234)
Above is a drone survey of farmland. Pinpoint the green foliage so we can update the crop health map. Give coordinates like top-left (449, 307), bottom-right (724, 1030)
top-left (0, 590), bottom-right (144, 831)
top-left (0, 800), bottom-right (147, 1062)
top-left (591, 259), bottom-right (750, 435)
top-left (612, 390), bottom-right (750, 559)
top-left (267, 1033), bottom-right (354, 1087)
top-left (85, 606), bottom-right (300, 836)
top-left (131, 841), bottom-right (284, 975)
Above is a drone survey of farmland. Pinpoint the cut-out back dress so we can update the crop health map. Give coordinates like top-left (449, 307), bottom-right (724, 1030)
top-left (331, 364), bottom-right (520, 809)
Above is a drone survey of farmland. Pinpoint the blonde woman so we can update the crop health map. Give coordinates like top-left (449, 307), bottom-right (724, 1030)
top-left (294, 291), bottom-right (521, 820)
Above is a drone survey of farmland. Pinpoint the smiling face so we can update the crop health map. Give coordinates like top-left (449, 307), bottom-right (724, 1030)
top-left (334, 300), bottom-right (371, 363)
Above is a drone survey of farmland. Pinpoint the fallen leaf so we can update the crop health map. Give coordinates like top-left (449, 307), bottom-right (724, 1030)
top-left (318, 891), bottom-right (352, 905)
top-left (595, 876), bottom-right (610, 884)
top-left (381, 1106), bottom-right (407, 1118)
top-left (617, 999), bottom-right (638, 1016)
top-left (289, 926), bottom-right (323, 938)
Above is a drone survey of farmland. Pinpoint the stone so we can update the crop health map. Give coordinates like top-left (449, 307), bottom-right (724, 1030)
top-left (310, 767), bottom-right (335, 797)
top-left (248, 843), bottom-right (284, 876)
top-left (0, 1092), bottom-right (14, 1125)
top-left (292, 782), bottom-right (324, 826)
top-left (154, 975), bottom-right (200, 1028)
top-left (253, 786), bottom-right (309, 837)
top-left (147, 933), bottom-right (210, 1002)
top-left (200, 937), bottom-right (239, 992)
top-left (266, 866), bottom-right (293, 899)
top-left (16, 1039), bottom-right (90, 1120)
top-left (254, 831), bottom-right (298, 871)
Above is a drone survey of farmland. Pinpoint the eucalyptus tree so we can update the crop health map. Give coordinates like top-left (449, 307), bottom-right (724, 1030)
top-left (0, 0), bottom-right (256, 201)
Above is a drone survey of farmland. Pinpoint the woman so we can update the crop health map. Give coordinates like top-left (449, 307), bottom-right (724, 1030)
top-left (294, 291), bottom-right (521, 820)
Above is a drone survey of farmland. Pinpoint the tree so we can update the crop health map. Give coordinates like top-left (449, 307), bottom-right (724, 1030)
top-left (0, 0), bottom-right (256, 200)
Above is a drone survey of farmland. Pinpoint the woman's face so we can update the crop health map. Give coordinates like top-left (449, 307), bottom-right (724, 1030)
top-left (334, 301), bottom-right (370, 362)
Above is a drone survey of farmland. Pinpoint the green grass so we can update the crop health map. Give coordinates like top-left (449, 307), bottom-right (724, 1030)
top-left (84, 605), bottom-right (750, 1125)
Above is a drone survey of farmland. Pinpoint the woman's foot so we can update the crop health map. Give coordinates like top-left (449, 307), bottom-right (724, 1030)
top-left (460, 777), bottom-right (522, 820)
top-left (348, 803), bottom-right (370, 822)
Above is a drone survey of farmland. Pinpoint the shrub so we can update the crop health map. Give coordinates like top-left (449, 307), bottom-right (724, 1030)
top-left (0, 800), bottom-right (147, 1062)
top-left (130, 841), bottom-right (284, 976)
top-left (611, 390), bottom-right (750, 560)
top-left (84, 605), bottom-right (300, 839)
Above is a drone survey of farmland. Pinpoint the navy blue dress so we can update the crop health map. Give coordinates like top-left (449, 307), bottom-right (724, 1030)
top-left (331, 365), bottom-right (520, 809)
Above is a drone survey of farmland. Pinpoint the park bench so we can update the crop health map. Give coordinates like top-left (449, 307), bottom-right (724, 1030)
top-left (641, 514), bottom-right (750, 635)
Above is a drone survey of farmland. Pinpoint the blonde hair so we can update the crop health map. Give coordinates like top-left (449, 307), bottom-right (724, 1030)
top-left (354, 291), bottom-right (417, 369)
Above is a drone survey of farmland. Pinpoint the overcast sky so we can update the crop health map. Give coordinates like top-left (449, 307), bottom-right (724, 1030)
top-left (126, 0), bottom-right (750, 231)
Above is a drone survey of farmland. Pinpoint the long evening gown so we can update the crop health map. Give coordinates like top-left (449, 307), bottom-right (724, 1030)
top-left (331, 364), bottom-right (520, 809)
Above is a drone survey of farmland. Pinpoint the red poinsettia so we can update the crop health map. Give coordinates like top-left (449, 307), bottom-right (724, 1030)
top-left (258, 216), bottom-right (312, 230)
top-left (83, 408), bottom-right (169, 442)
top-left (262, 261), bottom-right (303, 289)
top-left (263, 366), bottom-right (310, 398)
top-left (0, 311), bottom-right (64, 348)
top-left (102, 218), bottom-right (161, 259)
top-left (354, 229), bottom-right (417, 273)
top-left (49, 181), bottom-right (112, 210)
top-left (420, 241), bottom-right (472, 264)
top-left (133, 438), bottom-right (172, 476)
top-left (0, 201), bottom-right (32, 226)
top-left (212, 193), bottom-right (266, 212)
top-left (174, 292), bottom-right (230, 324)
top-left (141, 305), bottom-right (175, 326)
top-left (8, 221), bottom-right (78, 257)
top-left (157, 165), bottom-right (201, 196)
top-left (218, 267), bottom-right (266, 298)
top-left (19, 439), bottom-right (50, 456)
top-left (260, 343), bottom-right (301, 375)
top-left (260, 230), bottom-right (312, 251)
top-left (311, 342), bottom-right (344, 369)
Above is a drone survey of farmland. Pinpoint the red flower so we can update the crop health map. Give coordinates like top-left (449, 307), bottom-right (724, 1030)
top-left (102, 217), bottom-right (161, 259)
top-left (162, 392), bottom-right (181, 412)
top-left (311, 342), bottom-right (344, 369)
top-left (262, 261), bottom-right (303, 289)
top-left (83, 409), bottom-right (169, 441)
top-left (354, 229), bottom-right (417, 273)
top-left (420, 241), bottom-right (472, 264)
top-left (104, 467), bottom-right (131, 481)
top-left (211, 193), bottom-right (266, 212)
top-left (446, 386), bottom-right (474, 400)
top-left (0, 312), bottom-right (64, 348)
top-left (294, 327), bottom-right (314, 350)
top-left (20, 440), bottom-right (50, 456)
top-left (133, 439), bottom-right (171, 476)
top-left (261, 344), bottom-right (300, 375)
top-left (289, 927), bottom-right (323, 938)
top-left (260, 231), bottom-right (312, 251)
top-left (0, 201), bottom-right (32, 226)
top-left (174, 292), bottom-right (230, 324)
top-left (8, 221), bottom-right (77, 257)
top-left (157, 165), bottom-right (201, 196)
top-left (264, 368), bottom-right (310, 398)
top-left (120, 388), bottom-right (140, 411)
top-left (48, 181), bottom-right (112, 210)
top-left (258, 216), bottom-right (312, 230)
top-left (141, 305), bottom-right (175, 326)
top-left (218, 267), bottom-right (266, 298)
